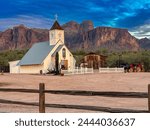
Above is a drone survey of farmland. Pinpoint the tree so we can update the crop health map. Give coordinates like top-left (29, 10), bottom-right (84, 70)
top-left (106, 50), bottom-right (150, 71)
top-left (55, 52), bottom-right (60, 75)
top-left (0, 49), bottom-right (28, 72)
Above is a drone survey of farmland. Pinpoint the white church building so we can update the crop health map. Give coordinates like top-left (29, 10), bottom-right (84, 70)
top-left (9, 21), bottom-right (76, 74)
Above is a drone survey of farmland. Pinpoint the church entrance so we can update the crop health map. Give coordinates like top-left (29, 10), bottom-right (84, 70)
top-left (61, 60), bottom-right (68, 70)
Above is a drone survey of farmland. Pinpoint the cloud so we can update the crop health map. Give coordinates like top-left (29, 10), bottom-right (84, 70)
top-left (0, 15), bottom-right (53, 31)
top-left (0, 0), bottom-right (150, 39)
top-left (116, 7), bottom-right (150, 29)
top-left (129, 23), bottom-right (150, 39)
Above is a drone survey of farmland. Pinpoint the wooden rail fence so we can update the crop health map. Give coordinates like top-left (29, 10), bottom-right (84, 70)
top-left (0, 83), bottom-right (150, 113)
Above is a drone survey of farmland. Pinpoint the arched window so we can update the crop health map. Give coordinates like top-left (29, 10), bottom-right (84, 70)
top-left (62, 48), bottom-right (66, 58)
top-left (51, 33), bottom-right (54, 38)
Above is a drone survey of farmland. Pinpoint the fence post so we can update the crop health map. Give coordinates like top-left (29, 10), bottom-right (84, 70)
top-left (148, 84), bottom-right (150, 112)
top-left (39, 83), bottom-right (45, 113)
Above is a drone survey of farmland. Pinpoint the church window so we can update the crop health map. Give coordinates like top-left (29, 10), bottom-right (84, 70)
top-left (58, 33), bottom-right (62, 38)
top-left (51, 33), bottom-right (54, 38)
top-left (62, 48), bottom-right (66, 58)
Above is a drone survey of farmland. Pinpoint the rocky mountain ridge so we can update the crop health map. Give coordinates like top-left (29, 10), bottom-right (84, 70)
top-left (0, 20), bottom-right (149, 51)
top-left (138, 37), bottom-right (150, 49)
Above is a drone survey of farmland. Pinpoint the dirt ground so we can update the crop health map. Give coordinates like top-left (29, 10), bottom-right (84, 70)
top-left (0, 72), bottom-right (150, 113)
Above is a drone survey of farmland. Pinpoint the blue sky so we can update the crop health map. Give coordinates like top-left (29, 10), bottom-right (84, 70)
top-left (0, 0), bottom-right (150, 39)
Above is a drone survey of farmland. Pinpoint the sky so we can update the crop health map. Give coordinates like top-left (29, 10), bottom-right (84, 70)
top-left (0, 0), bottom-right (150, 39)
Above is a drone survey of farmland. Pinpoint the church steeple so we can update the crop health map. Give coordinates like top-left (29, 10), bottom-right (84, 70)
top-left (49, 20), bottom-right (64, 45)
top-left (50, 21), bottom-right (64, 30)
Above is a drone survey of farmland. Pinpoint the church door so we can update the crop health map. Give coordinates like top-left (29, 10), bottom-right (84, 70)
top-left (61, 60), bottom-right (68, 70)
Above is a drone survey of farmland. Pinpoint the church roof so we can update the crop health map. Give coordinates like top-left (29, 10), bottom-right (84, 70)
top-left (50, 21), bottom-right (64, 30)
top-left (18, 41), bottom-right (55, 66)
top-left (51, 45), bottom-right (64, 57)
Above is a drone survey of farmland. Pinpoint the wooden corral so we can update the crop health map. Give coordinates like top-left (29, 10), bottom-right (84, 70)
top-left (81, 52), bottom-right (107, 69)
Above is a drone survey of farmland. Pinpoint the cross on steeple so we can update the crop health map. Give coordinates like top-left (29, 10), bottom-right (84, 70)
top-left (55, 14), bottom-right (58, 21)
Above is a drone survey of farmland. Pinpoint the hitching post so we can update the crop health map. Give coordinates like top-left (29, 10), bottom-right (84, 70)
top-left (148, 84), bottom-right (150, 112)
top-left (39, 83), bottom-right (45, 113)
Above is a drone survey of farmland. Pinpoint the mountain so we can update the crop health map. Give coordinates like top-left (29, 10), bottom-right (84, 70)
top-left (139, 38), bottom-right (150, 49)
top-left (0, 20), bottom-right (140, 51)
top-left (63, 21), bottom-right (139, 51)
top-left (0, 25), bottom-right (49, 51)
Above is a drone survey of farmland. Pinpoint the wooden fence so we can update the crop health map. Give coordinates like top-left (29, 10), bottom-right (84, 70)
top-left (0, 83), bottom-right (150, 113)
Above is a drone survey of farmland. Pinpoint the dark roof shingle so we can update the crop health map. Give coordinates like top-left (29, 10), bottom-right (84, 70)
top-left (50, 21), bottom-right (64, 30)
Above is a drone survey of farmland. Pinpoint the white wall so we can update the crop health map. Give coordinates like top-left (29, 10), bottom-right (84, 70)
top-left (58, 46), bottom-right (75, 70)
top-left (19, 64), bottom-right (44, 74)
top-left (49, 30), bottom-right (64, 45)
top-left (9, 60), bottom-right (20, 73)
top-left (43, 45), bottom-right (76, 72)
top-left (43, 41), bottom-right (62, 72)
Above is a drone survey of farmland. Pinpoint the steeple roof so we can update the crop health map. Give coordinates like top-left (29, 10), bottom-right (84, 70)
top-left (50, 21), bottom-right (64, 30)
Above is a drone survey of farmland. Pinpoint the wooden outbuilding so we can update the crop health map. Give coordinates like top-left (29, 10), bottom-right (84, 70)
top-left (81, 52), bottom-right (107, 69)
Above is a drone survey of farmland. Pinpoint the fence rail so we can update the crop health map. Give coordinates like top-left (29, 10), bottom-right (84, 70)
top-left (99, 67), bottom-right (124, 73)
top-left (0, 83), bottom-right (150, 113)
top-left (0, 88), bottom-right (39, 93)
